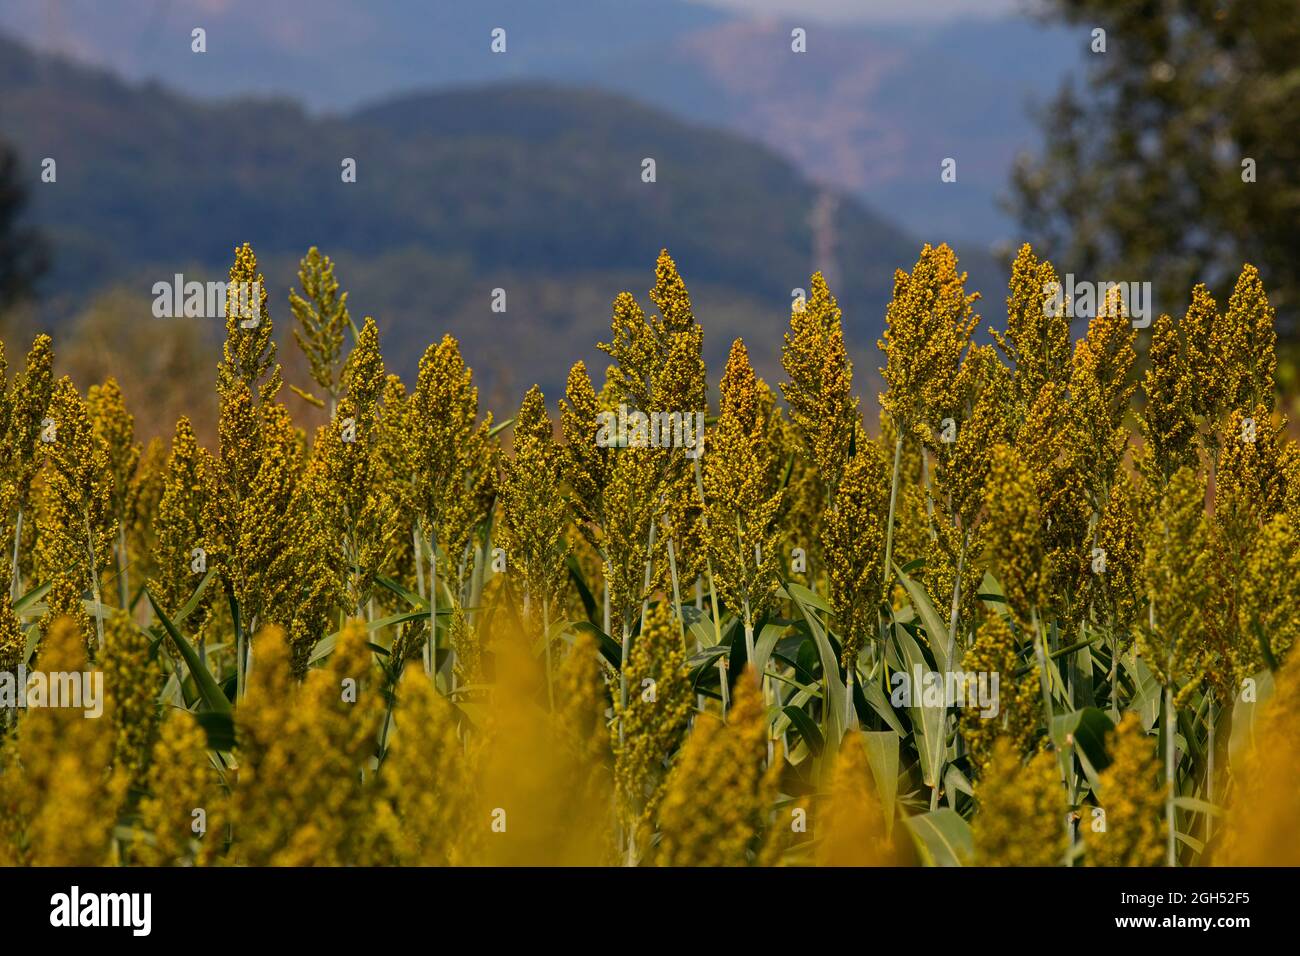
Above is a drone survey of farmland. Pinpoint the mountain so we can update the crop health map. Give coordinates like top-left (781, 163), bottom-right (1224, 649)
top-left (1, 32), bottom-right (1007, 403)
top-left (594, 15), bottom-right (1082, 246)
top-left (0, 1), bottom-right (1081, 246)
top-left (0, 0), bottom-right (726, 106)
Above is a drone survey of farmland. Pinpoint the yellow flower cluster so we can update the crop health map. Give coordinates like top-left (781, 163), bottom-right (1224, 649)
top-left (613, 599), bottom-right (692, 832)
top-left (37, 377), bottom-right (116, 653)
top-left (0, 239), bottom-right (1295, 870)
top-left (814, 735), bottom-right (911, 866)
top-left (1084, 714), bottom-right (1165, 867)
top-left (206, 621), bottom-right (383, 865)
top-left (656, 669), bottom-right (779, 865)
top-left (972, 739), bottom-right (1065, 866)
top-left (985, 444), bottom-right (1045, 623)
top-left (959, 613), bottom-right (1041, 777)
top-left (1215, 653), bottom-right (1300, 865)
top-left (132, 708), bottom-right (216, 866)
top-left (703, 339), bottom-right (784, 633)
top-left (0, 617), bottom-right (127, 865)
top-left (783, 272), bottom-right (859, 496)
top-left (820, 431), bottom-right (888, 668)
top-left (879, 243), bottom-right (980, 447)
top-left (500, 385), bottom-right (570, 629)
top-left (1138, 466), bottom-right (1211, 702)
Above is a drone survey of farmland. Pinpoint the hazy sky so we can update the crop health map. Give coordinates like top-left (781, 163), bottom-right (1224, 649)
top-left (694, 0), bottom-right (1023, 23)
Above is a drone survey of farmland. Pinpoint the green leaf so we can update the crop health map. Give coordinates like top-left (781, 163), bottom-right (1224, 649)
top-left (771, 684), bottom-right (818, 736)
top-left (1129, 655), bottom-right (1162, 732)
top-left (308, 610), bottom-right (434, 665)
top-left (146, 588), bottom-right (232, 717)
top-left (895, 566), bottom-right (950, 673)
top-left (785, 578), bottom-right (846, 752)
top-left (754, 622), bottom-right (785, 676)
top-left (565, 554), bottom-right (598, 623)
top-left (572, 621), bottom-right (622, 671)
top-left (193, 710), bottom-right (236, 751)
top-left (781, 581), bottom-right (833, 615)
top-left (1251, 619), bottom-right (1279, 673)
top-left (892, 627), bottom-right (946, 789)
top-left (783, 705), bottom-right (824, 757)
top-left (174, 567), bottom-right (218, 626)
top-left (689, 615), bottom-right (718, 650)
top-left (904, 809), bottom-right (972, 866)
top-left (1228, 669), bottom-right (1274, 763)
top-left (862, 679), bottom-right (906, 736)
top-left (12, 580), bottom-right (50, 615)
top-left (916, 698), bottom-right (947, 790)
top-left (22, 626), bottom-right (40, 666)
top-left (777, 453), bottom-right (795, 493)
top-left (1051, 707), bottom-right (1115, 774)
top-left (1173, 796), bottom-right (1224, 817)
top-left (373, 574), bottom-right (429, 610)
top-left (860, 730), bottom-right (900, 838)
top-left (943, 764), bottom-right (973, 799)
top-left (1176, 699), bottom-right (1206, 779)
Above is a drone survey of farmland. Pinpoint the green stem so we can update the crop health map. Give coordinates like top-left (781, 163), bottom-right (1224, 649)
top-left (665, 536), bottom-right (686, 649)
top-left (692, 457), bottom-right (723, 648)
top-left (621, 520), bottom-right (659, 742)
top-left (845, 665), bottom-right (857, 731)
top-left (920, 446), bottom-right (936, 539)
top-left (1031, 606), bottom-right (1053, 728)
top-left (412, 522), bottom-right (425, 599)
top-left (11, 507), bottom-right (22, 602)
top-left (742, 601), bottom-right (755, 667)
top-left (117, 524), bottom-right (130, 610)
top-left (1165, 682), bottom-right (1177, 866)
top-left (881, 436), bottom-right (903, 604)
top-left (1108, 631), bottom-right (1120, 720)
top-left (945, 528), bottom-right (967, 666)
top-left (543, 599), bottom-right (554, 712)
top-left (231, 593), bottom-right (245, 701)
top-left (705, 564), bottom-right (722, 648)
top-left (619, 611), bottom-right (632, 747)
top-left (468, 501), bottom-right (494, 634)
top-left (85, 512), bottom-right (105, 651)
top-left (428, 529), bottom-right (437, 683)
top-left (378, 693), bottom-right (396, 761)
top-left (718, 658), bottom-right (730, 719)
top-left (1206, 692), bottom-right (1216, 845)
top-left (602, 581), bottom-right (611, 637)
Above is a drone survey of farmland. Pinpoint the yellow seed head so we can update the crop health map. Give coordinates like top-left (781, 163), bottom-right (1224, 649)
top-left (972, 738), bottom-right (1065, 866)
top-left (1085, 713), bottom-right (1165, 867)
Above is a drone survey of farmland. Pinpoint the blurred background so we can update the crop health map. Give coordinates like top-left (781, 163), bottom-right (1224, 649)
top-left (0, 0), bottom-right (1296, 440)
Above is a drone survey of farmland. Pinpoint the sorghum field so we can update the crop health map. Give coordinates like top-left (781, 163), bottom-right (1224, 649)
top-left (0, 240), bottom-right (1295, 867)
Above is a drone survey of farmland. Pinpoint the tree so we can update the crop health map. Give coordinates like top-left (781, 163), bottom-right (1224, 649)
top-left (0, 140), bottom-right (48, 312)
top-left (1012, 1), bottom-right (1300, 334)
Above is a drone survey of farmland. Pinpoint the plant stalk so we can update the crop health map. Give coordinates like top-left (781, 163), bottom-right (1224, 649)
top-left (117, 524), bottom-right (130, 610)
top-left (1165, 682), bottom-right (1177, 867)
top-left (881, 435), bottom-right (903, 604)
top-left (10, 508), bottom-right (21, 601)
top-left (84, 512), bottom-right (105, 651)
